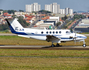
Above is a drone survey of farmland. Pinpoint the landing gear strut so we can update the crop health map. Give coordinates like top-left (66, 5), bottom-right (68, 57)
top-left (56, 43), bottom-right (61, 47)
top-left (51, 42), bottom-right (55, 47)
top-left (51, 43), bottom-right (61, 47)
top-left (83, 40), bottom-right (86, 47)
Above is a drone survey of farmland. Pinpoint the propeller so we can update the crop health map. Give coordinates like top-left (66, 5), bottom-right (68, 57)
top-left (69, 33), bottom-right (77, 44)
top-left (73, 32), bottom-right (78, 44)
top-left (74, 33), bottom-right (76, 44)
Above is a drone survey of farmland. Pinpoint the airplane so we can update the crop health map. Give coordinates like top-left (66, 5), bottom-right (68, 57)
top-left (5, 18), bottom-right (87, 47)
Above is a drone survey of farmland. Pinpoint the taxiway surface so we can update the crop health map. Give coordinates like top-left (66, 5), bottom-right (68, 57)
top-left (0, 45), bottom-right (89, 50)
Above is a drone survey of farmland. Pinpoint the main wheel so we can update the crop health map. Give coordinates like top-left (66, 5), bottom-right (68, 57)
top-left (51, 44), bottom-right (55, 47)
top-left (83, 44), bottom-right (86, 47)
top-left (56, 43), bottom-right (60, 47)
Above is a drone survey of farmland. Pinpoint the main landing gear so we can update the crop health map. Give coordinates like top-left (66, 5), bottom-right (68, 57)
top-left (51, 43), bottom-right (62, 47)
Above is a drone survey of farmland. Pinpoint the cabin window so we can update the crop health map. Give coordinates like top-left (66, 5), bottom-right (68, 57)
top-left (56, 31), bottom-right (58, 34)
top-left (53, 31), bottom-right (55, 34)
top-left (59, 31), bottom-right (61, 34)
top-left (50, 31), bottom-right (51, 34)
top-left (46, 31), bottom-right (48, 34)
top-left (41, 31), bottom-right (44, 34)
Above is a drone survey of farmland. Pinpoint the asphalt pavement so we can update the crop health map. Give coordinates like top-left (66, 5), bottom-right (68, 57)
top-left (0, 45), bottom-right (89, 50)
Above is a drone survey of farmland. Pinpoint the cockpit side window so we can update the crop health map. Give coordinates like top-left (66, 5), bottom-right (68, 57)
top-left (66, 31), bottom-right (70, 34)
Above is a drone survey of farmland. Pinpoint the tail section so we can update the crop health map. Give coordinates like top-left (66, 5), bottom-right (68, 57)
top-left (5, 18), bottom-right (25, 34)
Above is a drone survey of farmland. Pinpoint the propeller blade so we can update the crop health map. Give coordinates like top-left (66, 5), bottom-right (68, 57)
top-left (74, 33), bottom-right (77, 44)
top-left (73, 30), bottom-right (77, 44)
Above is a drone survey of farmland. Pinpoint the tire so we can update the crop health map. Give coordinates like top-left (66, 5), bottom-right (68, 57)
top-left (51, 44), bottom-right (55, 47)
top-left (83, 44), bottom-right (86, 47)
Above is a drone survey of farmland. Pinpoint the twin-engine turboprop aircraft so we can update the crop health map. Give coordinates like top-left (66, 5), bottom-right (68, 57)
top-left (5, 18), bottom-right (87, 47)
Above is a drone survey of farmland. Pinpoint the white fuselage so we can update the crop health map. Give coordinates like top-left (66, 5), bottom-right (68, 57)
top-left (17, 28), bottom-right (87, 43)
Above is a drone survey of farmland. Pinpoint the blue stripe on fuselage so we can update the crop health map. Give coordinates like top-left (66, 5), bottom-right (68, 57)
top-left (77, 36), bottom-right (87, 39)
top-left (9, 26), bottom-right (27, 35)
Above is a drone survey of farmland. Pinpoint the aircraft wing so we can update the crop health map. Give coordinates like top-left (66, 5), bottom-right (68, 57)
top-left (46, 35), bottom-right (60, 42)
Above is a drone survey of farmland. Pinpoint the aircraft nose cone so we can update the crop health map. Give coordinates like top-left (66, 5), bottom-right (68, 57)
top-left (77, 34), bottom-right (87, 39)
top-left (84, 36), bottom-right (87, 39)
top-left (82, 35), bottom-right (87, 39)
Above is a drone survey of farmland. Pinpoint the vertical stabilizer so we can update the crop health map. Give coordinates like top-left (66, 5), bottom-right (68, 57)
top-left (5, 18), bottom-right (24, 33)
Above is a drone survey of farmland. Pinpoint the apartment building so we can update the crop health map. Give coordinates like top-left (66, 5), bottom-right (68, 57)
top-left (45, 3), bottom-right (60, 14)
top-left (26, 3), bottom-right (41, 12)
top-left (60, 8), bottom-right (73, 15)
top-left (60, 9), bottom-right (65, 15)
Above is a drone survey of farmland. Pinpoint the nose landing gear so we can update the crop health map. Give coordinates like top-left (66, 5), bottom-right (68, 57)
top-left (83, 40), bottom-right (86, 47)
top-left (83, 44), bottom-right (86, 47)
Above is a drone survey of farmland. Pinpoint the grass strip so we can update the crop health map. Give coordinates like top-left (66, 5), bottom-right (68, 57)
top-left (0, 36), bottom-right (89, 46)
top-left (0, 49), bottom-right (89, 57)
top-left (0, 49), bottom-right (89, 70)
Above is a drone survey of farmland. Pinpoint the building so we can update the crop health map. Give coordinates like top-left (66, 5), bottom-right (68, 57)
top-left (35, 21), bottom-right (54, 29)
top-left (60, 8), bottom-right (73, 15)
top-left (69, 9), bottom-right (73, 15)
top-left (45, 5), bottom-right (51, 12)
top-left (65, 8), bottom-right (70, 15)
top-left (15, 12), bottom-right (30, 16)
top-left (45, 3), bottom-right (60, 14)
top-left (60, 9), bottom-right (65, 14)
top-left (49, 17), bottom-right (60, 22)
top-left (26, 3), bottom-right (41, 12)
top-left (26, 5), bottom-right (32, 12)
top-left (65, 8), bottom-right (73, 15)
top-left (3, 13), bottom-right (12, 19)
top-left (0, 11), bottom-right (3, 15)
top-left (52, 3), bottom-right (60, 14)
top-left (75, 19), bottom-right (89, 32)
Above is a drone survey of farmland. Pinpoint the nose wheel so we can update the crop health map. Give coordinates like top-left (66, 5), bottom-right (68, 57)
top-left (83, 40), bottom-right (86, 47)
top-left (83, 44), bottom-right (86, 47)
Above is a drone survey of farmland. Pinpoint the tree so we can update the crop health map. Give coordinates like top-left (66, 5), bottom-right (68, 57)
top-left (3, 10), bottom-right (8, 13)
top-left (19, 10), bottom-right (24, 12)
top-left (8, 10), bottom-right (16, 14)
top-left (73, 11), bottom-right (77, 14)
top-left (62, 25), bottom-right (67, 29)
top-left (38, 10), bottom-right (52, 14)
top-left (3, 10), bottom-right (16, 14)
top-left (73, 14), bottom-right (86, 20)
top-left (62, 15), bottom-right (68, 21)
top-left (32, 11), bottom-right (37, 14)
top-left (0, 9), bottom-right (3, 11)
top-left (0, 24), bottom-right (9, 31)
top-left (56, 22), bottom-right (61, 27)
top-left (18, 16), bottom-right (29, 27)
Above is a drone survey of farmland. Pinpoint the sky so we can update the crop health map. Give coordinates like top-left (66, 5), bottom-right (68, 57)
top-left (0, 0), bottom-right (89, 12)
